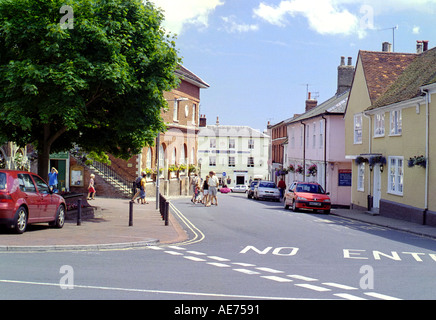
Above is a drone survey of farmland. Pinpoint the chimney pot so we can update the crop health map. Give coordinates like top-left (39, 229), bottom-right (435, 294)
top-left (382, 42), bottom-right (392, 52)
top-left (340, 56), bottom-right (345, 66)
top-left (348, 57), bottom-right (352, 66)
top-left (423, 40), bottom-right (429, 52)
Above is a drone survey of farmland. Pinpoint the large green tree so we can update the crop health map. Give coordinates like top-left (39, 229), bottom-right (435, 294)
top-left (0, 0), bottom-right (180, 180)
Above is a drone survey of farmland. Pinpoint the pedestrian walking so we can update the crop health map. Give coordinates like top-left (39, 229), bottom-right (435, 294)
top-left (140, 171), bottom-right (148, 204)
top-left (278, 177), bottom-right (286, 201)
top-left (87, 173), bottom-right (96, 200)
top-left (203, 174), bottom-right (210, 206)
top-left (208, 171), bottom-right (219, 206)
top-left (190, 172), bottom-right (199, 203)
top-left (131, 172), bottom-right (144, 203)
top-left (48, 167), bottom-right (58, 192)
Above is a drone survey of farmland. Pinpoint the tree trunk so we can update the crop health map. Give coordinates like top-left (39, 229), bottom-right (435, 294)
top-left (37, 124), bottom-right (67, 181)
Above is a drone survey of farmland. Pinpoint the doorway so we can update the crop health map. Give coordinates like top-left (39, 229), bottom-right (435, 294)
top-left (373, 164), bottom-right (381, 209)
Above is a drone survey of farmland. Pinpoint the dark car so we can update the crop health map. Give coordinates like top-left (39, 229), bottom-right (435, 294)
top-left (0, 170), bottom-right (66, 233)
top-left (284, 181), bottom-right (331, 214)
top-left (247, 180), bottom-right (259, 199)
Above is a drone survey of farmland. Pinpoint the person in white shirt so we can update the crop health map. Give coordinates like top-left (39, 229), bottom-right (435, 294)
top-left (207, 171), bottom-right (219, 206)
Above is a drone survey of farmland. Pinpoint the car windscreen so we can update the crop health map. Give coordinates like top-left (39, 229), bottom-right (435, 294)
top-left (259, 182), bottom-right (276, 188)
top-left (0, 172), bottom-right (6, 190)
top-left (296, 184), bottom-right (325, 194)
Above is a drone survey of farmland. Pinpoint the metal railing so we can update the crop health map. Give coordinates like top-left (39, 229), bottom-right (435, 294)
top-left (159, 193), bottom-right (169, 226)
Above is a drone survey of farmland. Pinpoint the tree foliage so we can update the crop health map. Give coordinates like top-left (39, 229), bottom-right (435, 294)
top-left (0, 0), bottom-right (181, 179)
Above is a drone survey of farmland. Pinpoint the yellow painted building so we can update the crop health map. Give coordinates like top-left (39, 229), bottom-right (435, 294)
top-left (345, 44), bottom-right (436, 226)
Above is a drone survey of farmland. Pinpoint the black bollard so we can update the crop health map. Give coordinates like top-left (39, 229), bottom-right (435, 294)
top-left (77, 199), bottom-right (82, 226)
top-left (129, 200), bottom-right (133, 226)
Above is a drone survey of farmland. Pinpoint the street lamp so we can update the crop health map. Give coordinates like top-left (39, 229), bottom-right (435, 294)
top-left (156, 97), bottom-right (189, 210)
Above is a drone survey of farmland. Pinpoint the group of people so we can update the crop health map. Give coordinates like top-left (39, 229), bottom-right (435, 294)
top-left (131, 170), bottom-right (148, 204)
top-left (190, 171), bottom-right (220, 207)
top-left (48, 166), bottom-right (96, 200)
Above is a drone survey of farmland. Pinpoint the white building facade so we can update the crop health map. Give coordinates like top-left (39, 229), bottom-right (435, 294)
top-left (198, 121), bottom-right (270, 187)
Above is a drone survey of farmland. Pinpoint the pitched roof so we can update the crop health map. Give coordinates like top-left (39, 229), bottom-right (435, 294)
top-left (359, 51), bottom-right (416, 105)
top-left (199, 125), bottom-right (269, 139)
top-left (176, 65), bottom-right (210, 89)
top-left (369, 47), bottom-right (436, 110)
top-left (286, 90), bottom-right (350, 124)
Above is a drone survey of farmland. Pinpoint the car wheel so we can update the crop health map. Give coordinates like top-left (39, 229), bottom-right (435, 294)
top-left (324, 209), bottom-right (330, 214)
top-left (284, 200), bottom-right (289, 210)
top-left (54, 205), bottom-right (65, 228)
top-left (14, 206), bottom-right (27, 234)
top-left (292, 201), bottom-right (299, 212)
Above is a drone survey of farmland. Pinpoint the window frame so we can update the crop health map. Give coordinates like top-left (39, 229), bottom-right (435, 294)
top-left (390, 109), bottom-right (402, 136)
top-left (388, 156), bottom-right (404, 196)
top-left (354, 113), bottom-right (363, 144)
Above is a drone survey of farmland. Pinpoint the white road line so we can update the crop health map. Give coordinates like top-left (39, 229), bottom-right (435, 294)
top-left (256, 267), bottom-right (284, 274)
top-left (295, 284), bottom-right (331, 292)
top-left (167, 246), bottom-right (186, 250)
top-left (364, 292), bottom-right (401, 300)
top-left (207, 256), bottom-right (230, 262)
top-left (186, 251), bottom-right (206, 256)
top-left (334, 293), bottom-right (367, 300)
top-left (233, 268), bottom-right (261, 275)
top-left (147, 246), bottom-right (164, 250)
top-left (287, 275), bottom-right (318, 282)
top-left (207, 262), bottom-right (231, 268)
top-left (232, 262), bottom-right (256, 267)
top-left (164, 251), bottom-right (184, 256)
top-left (323, 282), bottom-right (358, 290)
top-left (183, 256), bottom-right (206, 262)
top-left (0, 279), bottom-right (320, 300)
top-left (261, 276), bottom-right (293, 283)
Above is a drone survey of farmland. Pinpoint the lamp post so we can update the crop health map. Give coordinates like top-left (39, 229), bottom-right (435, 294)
top-left (156, 97), bottom-right (189, 210)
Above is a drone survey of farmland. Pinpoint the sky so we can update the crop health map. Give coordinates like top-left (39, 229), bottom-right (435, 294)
top-left (150, 0), bottom-right (436, 132)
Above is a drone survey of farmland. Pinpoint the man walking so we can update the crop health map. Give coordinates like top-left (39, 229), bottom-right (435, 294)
top-left (207, 171), bottom-right (219, 206)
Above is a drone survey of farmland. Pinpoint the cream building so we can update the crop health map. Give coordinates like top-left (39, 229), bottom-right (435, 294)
top-left (198, 117), bottom-right (270, 187)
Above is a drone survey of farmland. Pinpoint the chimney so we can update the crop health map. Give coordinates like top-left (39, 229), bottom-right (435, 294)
top-left (336, 56), bottom-right (355, 96)
top-left (216, 116), bottom-right (220, 126)
top-left (417, 41), bottom-right (423, 53)
top-left (423, 40), bottom-right (429, 52)
top-left (199, 114), bottom-right (207, 127)
top-left (305, 92), bottom-right (317, 112)
top-left (382, 42), bottom-right (392, 52)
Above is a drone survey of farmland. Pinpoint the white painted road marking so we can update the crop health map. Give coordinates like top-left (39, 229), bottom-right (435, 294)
top-left (364, 292), bottom-right (402, 300)
top-left (323, 282), bottom-right (358, 290)
top-left (334, 293), bottom-right (367, 300)
top-left (256, 267), bottom-right (284, 274)
top-left (207, 262), bottom-right (231, 268)
top-left (261, 276), bottom-right (293, 283)
top-left (287, 275), bottom-right (318, 282)
top-left (183, 256), bottom-right (207, 262)
top-left (233, 268), bottom-right (261, 275)
top-left (295, 283), bottom-right (331, 292)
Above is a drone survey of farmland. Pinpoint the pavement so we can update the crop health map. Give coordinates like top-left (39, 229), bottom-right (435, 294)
top-left (0, 197), bottom-right (435, 252)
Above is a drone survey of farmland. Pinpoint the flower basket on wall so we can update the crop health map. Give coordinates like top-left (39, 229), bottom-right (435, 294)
top-left (287, 164), bottom-right (295, 173)
top-left (369, 156), bottom-right (386, 166)
top-left (355, 156), bottom-right (368, 165)
top-left (307, 164), bottom-right (317, 177)
top-left (408, 155), bottom-right (427, 168)
top-left (296, 165), bottom-right (303, 175)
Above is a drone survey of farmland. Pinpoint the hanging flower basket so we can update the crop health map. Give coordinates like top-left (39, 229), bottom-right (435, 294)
top-left (287, 164), bottom-right (295, 173)
top-left (408, 155), bottom-right (427, 168)
top-left (296, 165), bottom-right (303, 175)
top-left (307, 164), bottom-right (317, 176)
top-left (369, 156), bottom-right (386, 166)
top-left (355, 156), bottom-right (368, 165)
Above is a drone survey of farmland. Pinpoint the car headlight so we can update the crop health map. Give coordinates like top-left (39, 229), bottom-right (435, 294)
top-left (324, 199), bottom-right (331, 203)
top-left (297, 196), bottom-right (307, 201)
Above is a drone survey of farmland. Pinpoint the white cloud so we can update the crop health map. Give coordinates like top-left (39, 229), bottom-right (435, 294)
top-left (150, 0), bottom-right (224, 34)
top-left (222, 16), bottom-right (259, 33)
top-left (253, 0), bottom-right (436, 38)
top-left (413, 25), bottom-right (421, 34)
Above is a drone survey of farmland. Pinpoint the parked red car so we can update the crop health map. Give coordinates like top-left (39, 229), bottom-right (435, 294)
top-left (283, 181), bottom-right (331, 214)
top-left (0, 170), bottom-right (66, 233)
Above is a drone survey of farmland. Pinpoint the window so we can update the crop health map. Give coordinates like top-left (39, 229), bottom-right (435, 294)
top-left (390, 110), bottom-right (402, 135)
top-left (248, 139), bottom-right (254, 149)
top-left (228, 156), bottom-right (235, 167)
top-left (192, 104), bottom-right (196, 124)
top-left (32, 175), bottom-right (50, 194)
top-left (306, 125), bottom-right (310, 148)
top-left (146, 149), bottom-right (152, 168)
top-left (17, 174), bottom-right (36, 192)
top-left (300, 126), bottom-right (304, 147)
top-left (374, 113), bottom-right (385, 137)
top-left (319, 120), bottom-right (324, 149)
top-left (312, 123), bottom-right (316, 148)
top-left (357, 163), bottom-right (365, 191)
top-left (247, 157), bottom-right (254, 167)
top-left (173, 100), bottom-right (179, 122)
top-left (229, 139), bottom-right (235, 149)
top-left (354, 114), bottom-right (363, 144)
top-left (209, 156), bottom-right (216, 167)
top-left (210, 138), bottom-right (216, 148)
top-left (388, 157), bottom-right (403, 195)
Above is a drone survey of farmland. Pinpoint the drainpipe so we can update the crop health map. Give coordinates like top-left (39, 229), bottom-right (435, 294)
top-left (363, 112), bottom-right (372, 210)
top-left (421, 88), bottom-right (429, 222)
top-left (300, 120), bottom-right (306, 182)
top-left (321, 115), bottom-right (328, 191)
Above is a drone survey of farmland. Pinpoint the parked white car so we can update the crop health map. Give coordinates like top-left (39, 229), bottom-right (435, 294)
top-left (231, 184), bottom-right (247, 193)
top-left (253, 181), bottom-right (280, 201)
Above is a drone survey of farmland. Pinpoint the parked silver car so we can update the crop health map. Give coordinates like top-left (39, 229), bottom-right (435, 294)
top-left (231, 184), bottom-right (247, 193)
top-left (253, 181), bottom-right (280, 201)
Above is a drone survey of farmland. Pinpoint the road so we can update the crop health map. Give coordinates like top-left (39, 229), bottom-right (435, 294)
top-left (0, 192), bottom-right (435, 305)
